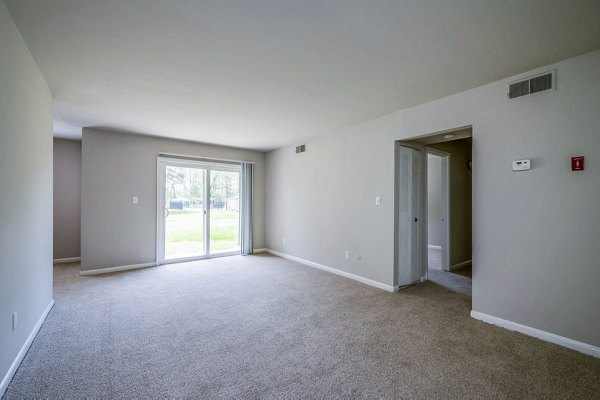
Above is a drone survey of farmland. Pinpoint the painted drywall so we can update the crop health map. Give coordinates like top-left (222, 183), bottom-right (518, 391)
top-left (53, 139), bottom-right (81, 259)
top-left (427, 154), bottom-right (442, 247)
top-left (429, 138), bottom-right (472, 266)
top-left (81, 129), bottom-right (265, 271)
top-left (0, 2), bottom-right (53, 392)
top-left (266, 49), bottom-right (600, 348)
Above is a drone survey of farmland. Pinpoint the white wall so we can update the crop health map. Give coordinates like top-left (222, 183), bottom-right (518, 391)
top-left (266, 49), bottom-right (600, 348)
top-left (0, 1), bottom-right (53, 393)
top-left (53, 139), bottom-right (81, 260)
top-left (81, 129), bottom-right (266, 272)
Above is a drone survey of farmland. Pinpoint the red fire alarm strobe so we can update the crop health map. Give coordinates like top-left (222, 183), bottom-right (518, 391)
top-left (571, 156), bottom-right (585, 171)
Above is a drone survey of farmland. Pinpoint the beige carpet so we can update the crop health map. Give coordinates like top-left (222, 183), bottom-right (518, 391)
top-left (4, 254), bottom-right (599, 398)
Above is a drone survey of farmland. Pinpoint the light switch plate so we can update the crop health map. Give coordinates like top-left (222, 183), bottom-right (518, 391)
top-left (132, 196), bottom-right (139, 204)
top-left (375, 196), bottom-right (381, 205)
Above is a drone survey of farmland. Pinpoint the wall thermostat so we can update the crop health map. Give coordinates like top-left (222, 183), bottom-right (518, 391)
top-left (512, 159), bottom-right (531, 171)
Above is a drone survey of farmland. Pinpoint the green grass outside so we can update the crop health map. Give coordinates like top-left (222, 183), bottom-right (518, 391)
top-left (165, 209), bottom-right (240, 257)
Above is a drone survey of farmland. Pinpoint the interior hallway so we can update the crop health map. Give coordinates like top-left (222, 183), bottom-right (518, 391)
top-left (427, 247), bottom-right (472, 297)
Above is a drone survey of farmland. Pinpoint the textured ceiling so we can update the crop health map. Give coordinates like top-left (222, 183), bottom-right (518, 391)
top-left (5, 0), bottom-right (600, 150)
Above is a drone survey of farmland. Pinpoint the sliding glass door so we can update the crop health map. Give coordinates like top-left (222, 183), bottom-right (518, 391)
top-left (157, 158), bottom-right (241, 263)
top-left (164, 164), bottom-right (207, 260)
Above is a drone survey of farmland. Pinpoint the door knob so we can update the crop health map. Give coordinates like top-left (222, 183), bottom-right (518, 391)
top-left (414, 217), bottom-right (418, 222)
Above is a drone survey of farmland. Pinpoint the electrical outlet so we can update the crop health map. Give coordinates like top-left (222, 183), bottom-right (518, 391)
top-left (345, 251), bottom-right (350, 259)
top-left (132, 196), bottom-right (139, 204)
top-left (12, 311), bottom-right (17, 331)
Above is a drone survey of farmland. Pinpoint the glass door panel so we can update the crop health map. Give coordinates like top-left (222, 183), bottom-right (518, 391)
top-left (164, 165), bottom-right (207, 260)
top-left (209, 169), bottom-right (241, 254)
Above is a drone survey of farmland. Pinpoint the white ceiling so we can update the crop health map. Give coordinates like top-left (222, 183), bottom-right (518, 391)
top-left (5, 0), bottom-right (600, 151)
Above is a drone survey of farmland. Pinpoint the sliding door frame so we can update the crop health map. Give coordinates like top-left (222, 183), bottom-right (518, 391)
top-left (156, 157), bottom-right (241, 265)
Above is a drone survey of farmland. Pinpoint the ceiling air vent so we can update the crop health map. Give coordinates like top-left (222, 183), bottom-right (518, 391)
top-left (508, 71), bottom-right (554, 99)
top-left (295, 144), bottom-right (306, 154)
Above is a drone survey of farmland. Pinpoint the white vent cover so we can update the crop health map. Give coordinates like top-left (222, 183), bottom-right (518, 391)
top-left (508, 70), bottom-right (555, 99)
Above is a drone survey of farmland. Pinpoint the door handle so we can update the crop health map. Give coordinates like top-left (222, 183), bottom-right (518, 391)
top-left (164, 208), bottom-right (170, 218)
top-left (414, 217), bottom-right (418, 222)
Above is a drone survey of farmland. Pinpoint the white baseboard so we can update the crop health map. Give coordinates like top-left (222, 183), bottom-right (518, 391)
top-left (53, 257), bottom-right (80, 264)
top-left (471, 311), bottom-right (600, 359)
top-left (427, 245), bottom-right (441, 251)
top-left (264, 249), bottom-right (396, 292)
top-left (80, 262), bottom-right (156, 276)
top-left (252, 248), bottom-right (268, 253)
top-left (450, 259), bottom-right (472, 271)
top-left (0, 299), bottom-right (54, 397)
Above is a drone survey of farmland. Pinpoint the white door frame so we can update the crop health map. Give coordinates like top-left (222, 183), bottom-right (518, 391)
top-left (426, 147), bottom-right (451, 272)
top-left (156, 157), bottom-right (241, 265)
top-left (395, 125), bottom-right (472, 290)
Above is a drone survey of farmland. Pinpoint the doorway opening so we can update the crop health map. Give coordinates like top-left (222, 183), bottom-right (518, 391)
top-left (157, 157), bottom-right (241, 264)
top-left (426, 137), bottom-right (472, 296)
top-left (395, 127), bottom-right (472, 297)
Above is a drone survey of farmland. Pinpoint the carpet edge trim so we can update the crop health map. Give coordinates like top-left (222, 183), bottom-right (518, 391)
top-left (53, 257), bottom-right (81, 264)
top-left (264, 249), bottom-right (396, 292)
top-left (0, 298), bottom-right (55, 397)
top-left (80, 262), bottom-right (156, 276)
top-left (449, 259), bottom-right (472, 271)
top-left (471, 310), bottom-right (600, 358)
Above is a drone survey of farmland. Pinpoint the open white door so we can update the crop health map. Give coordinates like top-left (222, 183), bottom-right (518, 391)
top-left (397, 145), bottom-right (421, 287)
top-left (427, 147), bottom-right (451, 272)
